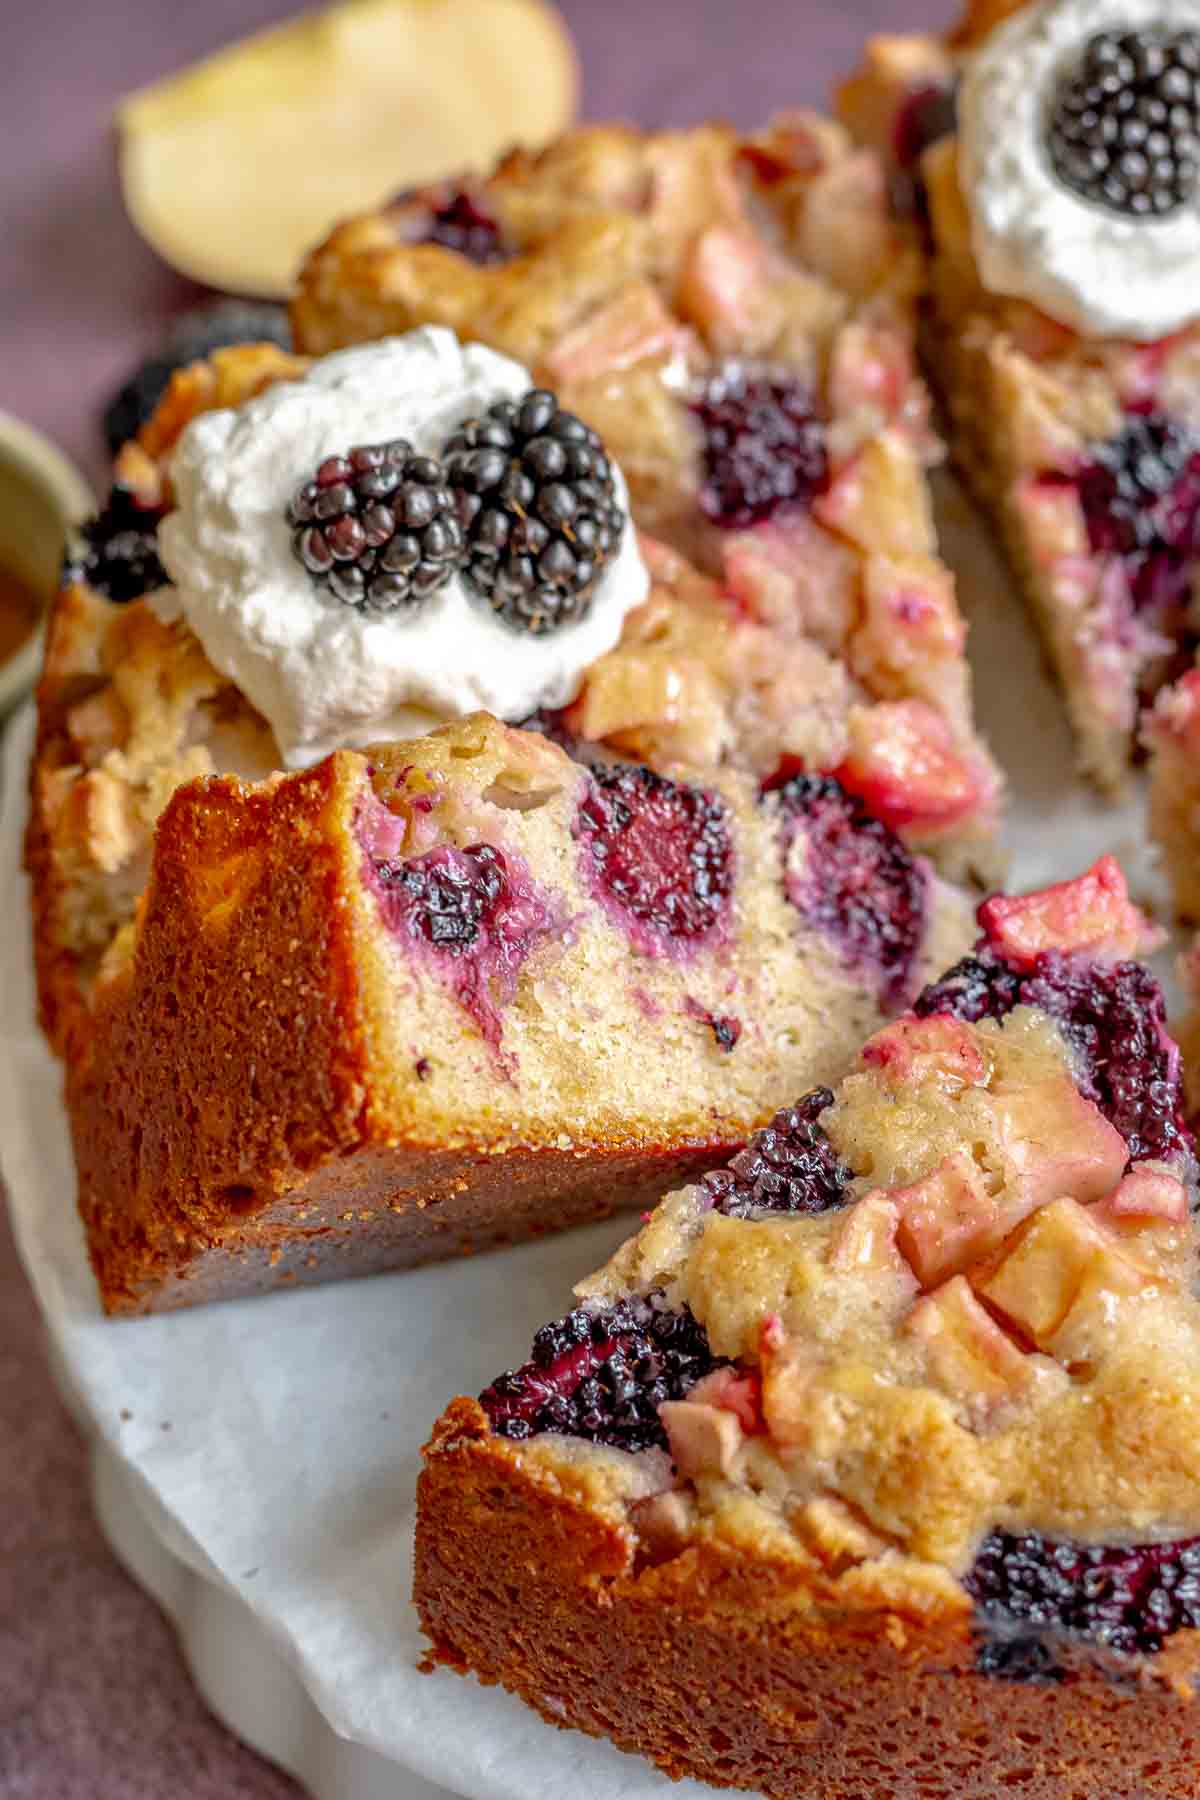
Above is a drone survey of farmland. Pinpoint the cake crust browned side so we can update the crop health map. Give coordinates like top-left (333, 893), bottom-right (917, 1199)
top-left (65, 751), bottom-right (738, 1315)
top-left (416, 1402), bottom-right (1200, 1800)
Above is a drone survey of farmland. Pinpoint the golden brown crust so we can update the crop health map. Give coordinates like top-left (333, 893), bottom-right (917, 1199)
top-left (416, 1404), bottom-right (1200, 1799)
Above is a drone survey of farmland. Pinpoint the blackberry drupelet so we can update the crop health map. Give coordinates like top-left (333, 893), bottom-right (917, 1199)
top-left (915, 946), bottom-right (1194, 1169)
top-left (1075, 411), bottom-right (1200, 612)
top-left (1047, 28), bottom-right (1200, 217)
top-left (372, 843), bottom-right (509, 952)
top-left (575, 763), bottom-right (734, 947)
top-left (102, 300), bottom-right (292, 455)
top-left (288, 440), bottom-right (462, 613)
top-left (443, 388), bottom-right (625, 635)
top-left (415, 186), bottom-right (510, 264)
top-left (480, 1296), bottom-right (721, 1452)
top-left (701, 1089), bottom-right (852, 1219)
top-left (769, 773), bottom-right (927, 1005)
top-left (691, 363), bottom-right (828, 529)
top-left (66, 485), bottom-right (168, 603)
top-left (967, 1528), bottom-right (1200, 1663)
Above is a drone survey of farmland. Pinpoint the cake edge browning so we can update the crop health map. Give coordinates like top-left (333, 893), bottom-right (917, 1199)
top-left (416, 1402), bottom-right (1200, 1800)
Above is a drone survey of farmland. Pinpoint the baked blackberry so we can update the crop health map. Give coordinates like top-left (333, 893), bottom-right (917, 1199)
top-left (769, 773), bottom-right (928, 1005)
top-left (575, 763), bottom-right (734, 951)
top-left (480, 1296), bottom-right (720, 1452)
top-left (1075, 412), bottom-right (1200, 613)
top-left (691, 363), bottom-right (828, 529)
top-left (967, 1528), bottom-right (1200, 1664)
top-left (1047, 28), bottom-right (1200, 218)
top-left (65, 485), bottom-right (168, 603)
top-left (102, 301), bottom-right (291, 455)
top-left (443, 389), bottom-right (625, 635)
top-left (415, 186), bottom-right (510, 264)
top-left (701, 1089), bottom-right (852, 1219)
top-left (287, 440), bottom-right (462, 613)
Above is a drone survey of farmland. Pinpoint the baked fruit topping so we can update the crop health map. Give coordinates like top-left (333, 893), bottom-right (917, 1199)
top-left (443, 388), bottom-right (625, 634)
top-left (574, 761), bottom-right (733, 955)
top-left (698, 1088), bottom-right (852, 1219)
top-left (66, 484), bottom-right (169, 604)
top-left (690, 362), bottom-right (828, 528)
top-left (287, 440), bottom-right (463, 612)
top-left (768, 771), bottom-right (929, 1004)
top-left (481, 1296), bottom-right (720, 1450)
top-left (1074, 411), bottom-right (1200, 615)
top-left (413, 185), bottom-right (511, 264)
top-left (1047, 27), bottom-right (1200, 219)
top-left (418, 862), bottom-right (1200, 1796)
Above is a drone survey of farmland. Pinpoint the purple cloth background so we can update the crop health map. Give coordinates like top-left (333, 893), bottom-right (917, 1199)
top-left (1, 1), bottom-right (946, 1793)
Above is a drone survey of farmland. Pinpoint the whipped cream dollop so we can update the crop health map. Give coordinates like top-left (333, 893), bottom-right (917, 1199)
top-left (960, 0), bottom-right (1200, 340)
top-left (157, 329), bottom-right (649, 766)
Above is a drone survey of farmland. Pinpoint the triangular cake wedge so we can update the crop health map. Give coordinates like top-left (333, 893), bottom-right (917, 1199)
top-left (417, 859), bottom-right (1200, 1799)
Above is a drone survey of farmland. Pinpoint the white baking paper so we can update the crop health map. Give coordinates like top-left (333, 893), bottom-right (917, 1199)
top-left (0, 483), bottom-right (1183, 1800)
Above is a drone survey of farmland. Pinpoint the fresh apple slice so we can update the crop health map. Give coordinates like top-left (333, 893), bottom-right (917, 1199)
top-left (117, 0), bottom-right (578, 298)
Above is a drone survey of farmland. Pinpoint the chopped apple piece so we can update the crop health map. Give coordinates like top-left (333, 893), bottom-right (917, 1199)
top-left (834, 700), bottom-right (989, 836)
top-left (988, 1076), bottom-right (1128, 1209)
top-left (977, 1197), bottom-right (1152, 1350)
top-left (813, 431), bottom-right (935, 556)
top-left (630, 1489), bottom-right (694, 1558)
top-left (688, 1366), bottom-right (763, 1434)
top-left (891, 1153), bottom-right (1000, 1288)
top-left (978, 856), bottom-right (1163, 971)
top-left (1096, 1168), bottom-right (1190, 1226)
top-left (828, 1193), bottom-right (914, 1281)
top-left (660, 1400), bottom-right (744, 1480)
top-left (860, 1014), bottom-right (987, 1094)
top-left (541, 283), bottom-right (696, 385)
top-left (676, 226), bottom-right (768, 344)
top-left (1045, 1252), bottom-right (1164, 1366)
top-left (904, 1276), bottom-right (1034, 1413)
top-left (759, 1316), bottom-right (820, 1449)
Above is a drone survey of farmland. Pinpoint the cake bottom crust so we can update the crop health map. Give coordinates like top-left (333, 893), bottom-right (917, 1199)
top-left (416, 1406), bottom-right (1200, 1800)
top-left (76, 1137), bottom-right (726, 1316)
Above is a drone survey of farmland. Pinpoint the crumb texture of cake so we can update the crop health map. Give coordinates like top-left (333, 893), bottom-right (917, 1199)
top-left (291, 117), bottom-right (1002, 867)
top-left (59, 709), bottom-right (971, 1315)
top-left (416, 861), bottom-right (1200, 1799)
top-left (838, 1), bottom-right (1200, 791)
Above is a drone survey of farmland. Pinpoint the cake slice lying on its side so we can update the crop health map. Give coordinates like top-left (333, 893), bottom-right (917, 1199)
top-left (292, 115), bottom-right (1002, 877)
top-left (416, 860), bottom-right (1200, 1800)
top-left (838, 0), bottom-right (1200, 790)
top-left (54, 708), bottom-right (973, 1315)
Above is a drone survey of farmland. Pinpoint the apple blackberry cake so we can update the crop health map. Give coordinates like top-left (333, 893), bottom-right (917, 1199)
top-left (417, 860), bottom-right (1200, 1799)
top-left (839, 0), bottom-right (1200, 790)
top-left (291, 115), bottom-right (1002, 871)
top-left (28, 331), bottom-right (987, 1313)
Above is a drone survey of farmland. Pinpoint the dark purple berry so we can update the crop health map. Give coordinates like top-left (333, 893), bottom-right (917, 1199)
top-left (65, 485), bottom-right (168, 603)
top-left (575, 763), bottom-right (734, 953)
top-left (368, 841), bottom-right (554, 1046)
top-left (287, 439), bottom-right (462, 614)
top-left (915, 946), bottom-right (1194, 1170)
top-left (700, 1088), bottom-right (852, 1219)
top-left (967, 1529), bottom-right (1200, 1663)
top-left (480, 1296), bottom-right (720, 1452)
top-left (102, 301), bottom-right (291, 455)
top-left (1074, 412), bottom-right (1200, 613)
top-left (443, 389), bottom-right (625, 635)
top-left (410, 186), bottom-right (510, 264)
top-left (1047, 28), bottom-right (1200, 218)
top-left (767, 773), bottom-right (929, 1006)
top-left (690, 362), bottom-right (828, 529)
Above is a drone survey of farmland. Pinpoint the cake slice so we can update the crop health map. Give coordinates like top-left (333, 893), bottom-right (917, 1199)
top-left (291, 116), bottom-right (1001, 872)
top-left (838, 1), bottom-right (1200, 789)
top-left (416, 859), bottom-right (1200, 1799)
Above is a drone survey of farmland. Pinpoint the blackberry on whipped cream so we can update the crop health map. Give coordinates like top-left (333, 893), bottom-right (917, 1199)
top-left (156, 329), bottom-right (649, 767)
top-left (960, 0), bottom-right (1200, 339)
